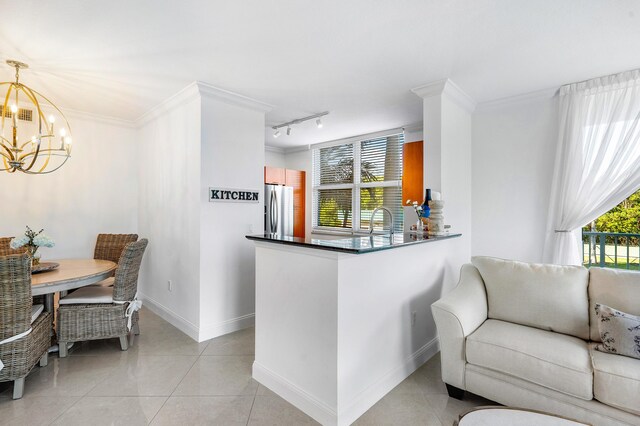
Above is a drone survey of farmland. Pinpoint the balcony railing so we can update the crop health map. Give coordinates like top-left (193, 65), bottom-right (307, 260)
top-left (582, 231), bottom-right (640, 269)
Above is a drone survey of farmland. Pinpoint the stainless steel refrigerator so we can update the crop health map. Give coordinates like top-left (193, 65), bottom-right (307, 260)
top-left (264, 184), bottom-right (294, 236)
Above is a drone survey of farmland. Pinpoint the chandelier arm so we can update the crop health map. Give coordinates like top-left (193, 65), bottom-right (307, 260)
top-left (25, 87), bottom-right (72, 136)
top-left (20, 139), bottom-right (42, 172)
top-left (21, 155), bottom-right (69, 175)
top-left (18, 85), bottom-right (49, 135)
top-left (0, 142), bottom-right (15, 160)
top-left (19, 147), bottom-right (67, 160)
top-left (34, 137), bottom-right (53, 173)
top-left (2, 155), bottom-right (11, 171)
top-left (1, 83), bottom-right (15, 134)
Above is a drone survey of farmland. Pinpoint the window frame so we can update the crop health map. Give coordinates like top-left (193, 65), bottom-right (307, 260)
top-left (312, 133), bottom-right (404, 235)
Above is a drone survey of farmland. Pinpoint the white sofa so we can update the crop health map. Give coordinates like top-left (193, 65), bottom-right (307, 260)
top-left (432, 256), bottom-right (640, 426)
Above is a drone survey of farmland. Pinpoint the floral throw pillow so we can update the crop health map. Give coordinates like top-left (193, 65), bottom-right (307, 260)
top-left (594, 303), bottom-right (640, 360)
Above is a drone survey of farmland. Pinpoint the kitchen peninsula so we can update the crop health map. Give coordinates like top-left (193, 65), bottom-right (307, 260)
top-left (246, 232), bottom-right (461, 426)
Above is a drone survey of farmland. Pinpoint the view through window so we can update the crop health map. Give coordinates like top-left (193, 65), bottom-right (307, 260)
top-left (312, 133), bottom-right (404, 234)
top-left (583, 188), bottom-right (640, 269)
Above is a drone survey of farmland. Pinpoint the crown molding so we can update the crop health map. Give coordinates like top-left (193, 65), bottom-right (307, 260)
top-left (196, 81), bottom-right (273, 113)
top-left (475, 87), bottom-right (559, 112)
top-left (411, 79), bottom-right (476, 113)
top-left (136, 82), bottom-right (202, 126)
top-left (402, 121), bottom-right (423, 134)
top-left (136, 81), bottom-right (273, 126)
top-left (265, 145), bottom-right (286, 154)
top-left (283, 144), bottom-right (311, 154)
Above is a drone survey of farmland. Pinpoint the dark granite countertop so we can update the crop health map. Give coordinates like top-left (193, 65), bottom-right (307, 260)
top-left (246, 232), bottom-right (461, 254)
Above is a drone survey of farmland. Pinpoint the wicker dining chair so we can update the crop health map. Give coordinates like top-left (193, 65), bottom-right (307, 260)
top-left (94, 234), bottom-right (139, 264)
top-left (57, 239), bottom-right (148, 357)
top-left (0, 237), bottom-right (26, 257)
top-left (0, 254), bottom-right (52, 399)
top-left (89, 234), bottom-right (138, 287)
top-left (2, 236), bottom-right (46, 305)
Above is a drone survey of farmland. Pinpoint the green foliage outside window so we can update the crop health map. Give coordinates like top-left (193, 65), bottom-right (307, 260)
top-left (583, 189), bottom-right (640, 245)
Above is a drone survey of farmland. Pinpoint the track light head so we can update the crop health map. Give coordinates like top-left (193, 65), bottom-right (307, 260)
top-left (286, 126), bottom-right (292, 136)
top-left (316, 118), bottom-right (323, 128)
top-left (273, 129), bottom-right (281, 138)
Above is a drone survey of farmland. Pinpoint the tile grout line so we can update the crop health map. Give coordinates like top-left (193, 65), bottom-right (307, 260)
top-left (45, 395), bottom-right (83, 425)
top-left (246, 381), bottom-right (260, 426)
top-left (45, 348), bottom-right (124, 423)
top-left (147, 395), bottom-right (171, 425)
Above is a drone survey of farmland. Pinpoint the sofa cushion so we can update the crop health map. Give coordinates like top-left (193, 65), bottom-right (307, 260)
top-left (589, 267), bottom-right (640, 342)
top-left (471, 256), bottom-right (590, 339)
top-left (466, 319), bottom-right (593, 400)
top-left (594, 303), bottom-right (640, 360)
top-left (590, 344), bottom-right (640, 415)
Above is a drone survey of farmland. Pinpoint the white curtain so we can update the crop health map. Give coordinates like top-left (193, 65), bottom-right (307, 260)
top-left (543, 69), bottom-right (640, 265)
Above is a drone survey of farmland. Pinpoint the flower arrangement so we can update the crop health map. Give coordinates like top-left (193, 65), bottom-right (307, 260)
top-left (10, 226), bottom-right (55, 265)
top-left (405, 199), bottom-right (423, 219)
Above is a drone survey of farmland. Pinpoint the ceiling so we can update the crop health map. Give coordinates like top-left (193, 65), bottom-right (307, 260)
top-left (2, 1), bottom-right (640, 148)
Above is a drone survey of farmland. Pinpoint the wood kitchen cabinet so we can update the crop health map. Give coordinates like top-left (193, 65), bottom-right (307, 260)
top-left (264, 166), bottom-right (286, 185)
top-left (264, 166), bottom-right (306, 238)
top-left (402, 141), bottom-right (423, 204)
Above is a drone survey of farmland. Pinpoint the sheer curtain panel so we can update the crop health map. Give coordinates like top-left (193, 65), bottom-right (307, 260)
top-left (543, 69), bottom-right (640, 265)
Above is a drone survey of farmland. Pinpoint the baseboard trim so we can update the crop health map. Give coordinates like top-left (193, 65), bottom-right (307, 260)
top-left (253, 337), bottom-right (440, 426)
top-left (198, 313), bottom-right (255, 342)
top-left (139, 293), bottom-right (256, 343)
top-left (253, 361), bottom-right (338, 426)
top-left (139, 292), bottom-right (200, 341)
top-left (339, 336), bottom-right (440, 425)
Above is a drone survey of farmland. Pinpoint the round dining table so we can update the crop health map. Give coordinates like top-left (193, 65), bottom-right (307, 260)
top-left (32, 259), bottom-right (117, 313)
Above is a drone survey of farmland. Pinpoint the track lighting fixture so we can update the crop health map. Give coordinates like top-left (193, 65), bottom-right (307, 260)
top-left (271, 111), bottom-right (329, 137)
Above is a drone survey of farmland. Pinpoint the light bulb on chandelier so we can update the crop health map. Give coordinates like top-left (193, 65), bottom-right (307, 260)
top-left (1, 60), bottom-right (73, 174)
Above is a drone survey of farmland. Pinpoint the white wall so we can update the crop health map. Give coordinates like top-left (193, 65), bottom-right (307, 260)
top-left (441, 95), bottom-right (472, 265)
top-left (414, 80), bottom-right (474, 297)
top-left (137, 82), bottom-right (269, 341)
top-left (472, 95), bottom-right (558, 262)
top-left (137, 86), bottom-right (203, 335)
top-left (199, 94), bottom-right (266, 340)
top-left (0, 111), bottom-right (137, 259)
top-left (265, 148), bottom-right (286, 168)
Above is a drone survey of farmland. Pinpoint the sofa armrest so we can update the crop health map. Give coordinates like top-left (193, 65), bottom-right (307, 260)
top-left (431, 263), bottom-right (488, 389)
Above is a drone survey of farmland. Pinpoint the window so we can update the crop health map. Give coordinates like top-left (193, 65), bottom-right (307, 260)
top-left (313, 132), bottom-right (404, 234)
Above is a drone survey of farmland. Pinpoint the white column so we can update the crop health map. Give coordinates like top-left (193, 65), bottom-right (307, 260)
top-left (411, 79), bottom-right (475, 281)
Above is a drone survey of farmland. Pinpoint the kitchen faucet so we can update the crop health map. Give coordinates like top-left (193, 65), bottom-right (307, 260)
top-left (368, 206), bottom-right (394, 237)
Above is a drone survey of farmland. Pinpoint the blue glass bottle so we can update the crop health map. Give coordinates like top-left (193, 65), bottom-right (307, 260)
top-left (421, 189), bottom-right (432, 219)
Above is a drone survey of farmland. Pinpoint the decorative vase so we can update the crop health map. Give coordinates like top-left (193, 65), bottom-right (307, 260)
top-left (26, 245), bottom-right (40, 266)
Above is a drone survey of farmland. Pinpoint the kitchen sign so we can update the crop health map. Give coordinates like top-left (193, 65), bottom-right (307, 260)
top-left (209, 187), bottom-right (260, 203)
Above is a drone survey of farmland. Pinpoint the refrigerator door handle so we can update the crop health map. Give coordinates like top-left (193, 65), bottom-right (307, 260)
top-left (270, 189), bottom-right (276, 233)
top-left (273, 190), bottom-right (279, 234)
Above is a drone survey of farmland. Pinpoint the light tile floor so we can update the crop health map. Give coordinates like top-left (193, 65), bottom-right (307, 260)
top-left (0, 308), bottom-right (496, 425)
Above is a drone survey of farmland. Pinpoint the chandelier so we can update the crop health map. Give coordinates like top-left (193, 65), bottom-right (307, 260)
top-left (1, 60), bottom-right (72, 174)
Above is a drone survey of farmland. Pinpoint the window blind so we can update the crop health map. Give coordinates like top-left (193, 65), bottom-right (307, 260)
top-left (314, 188), bottom-right (353, 229)
top-left (314, 144), bottom-right (354, 186)
top-left (312, 132), bottom-right (404, 233)
top-left (359, 134), bottom-right (404, 233)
